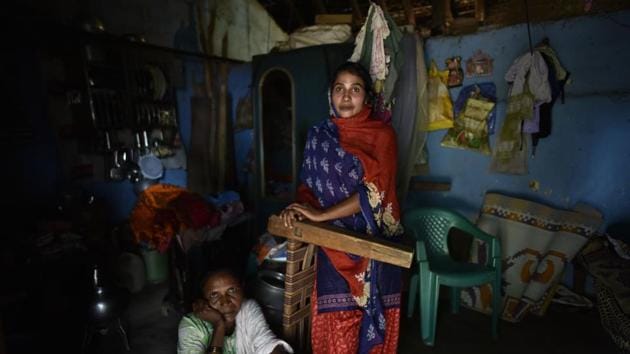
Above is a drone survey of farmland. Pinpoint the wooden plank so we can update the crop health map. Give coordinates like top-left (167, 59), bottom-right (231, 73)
top-left (475, 0), bottom-right (486, 23)
top-left (376, 0), bottom-right (388, 12)
top-left (283, 0), bottom-right (305, 27)
top-left (314, 14), bottom-right (353, 25)
top-left (409, 181), bottom-right (451, 192)
top-left (349, 0), bottom-right (363, 25)
top-left (401, 0), bottom-right (416, 26)
top-left (267, 215), bottom-right (413, 268)
top-left (312, 0), bottom-right (327, 15)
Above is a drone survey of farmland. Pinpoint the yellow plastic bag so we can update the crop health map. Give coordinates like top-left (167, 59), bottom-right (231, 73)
top-left (426, 61), bottom-right (454, 131)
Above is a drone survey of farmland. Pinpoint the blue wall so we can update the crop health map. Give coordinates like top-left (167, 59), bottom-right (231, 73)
top-left (405, 10), bottom-right (630, 228)
top-left (229, 63), bottom-right (254, 199)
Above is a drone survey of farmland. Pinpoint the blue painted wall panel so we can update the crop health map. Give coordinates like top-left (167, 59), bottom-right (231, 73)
top-left (406, 10), bottom-right (630, 227)
top-left (228, 64), bottom-right (254, 193)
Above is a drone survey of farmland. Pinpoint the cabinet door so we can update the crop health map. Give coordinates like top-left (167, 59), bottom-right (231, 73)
top-left (259, 68), bottom-right (295, 201)
top-left (253, 44), bottom-right (353, 233)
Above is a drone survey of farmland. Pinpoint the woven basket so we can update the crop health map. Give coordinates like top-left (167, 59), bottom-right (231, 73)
top-left (282, 239), bottom-right (316, 353)
top-left (596, 280), bottom-right (630, 352)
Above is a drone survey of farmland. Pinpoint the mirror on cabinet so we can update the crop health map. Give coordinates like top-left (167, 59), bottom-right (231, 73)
top-left (259, 69), bottom-right (295, 200)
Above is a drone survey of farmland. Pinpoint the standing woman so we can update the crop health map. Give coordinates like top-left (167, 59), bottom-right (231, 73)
top-left (280, 62), bottom-right (403, 354)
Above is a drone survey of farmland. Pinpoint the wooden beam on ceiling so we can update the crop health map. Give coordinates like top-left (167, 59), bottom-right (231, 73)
top-left (402, 0), bottom-right (417, 26)
top-left (312, 0), bottom-right (327, 15)
top-left (349, 0), bottom-right (363, 26)
top-left (315, 14), bottom-right (354, 25)
top-left (283, 0), bottom-right (305, 29)
top-left (377, 0), bottom-right (388, 12)
top-left (475, 0), bottom-right (485, 23)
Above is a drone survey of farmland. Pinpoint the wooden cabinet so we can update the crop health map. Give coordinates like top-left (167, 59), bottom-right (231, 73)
top-left (252, 43), bottom-right (353, 232)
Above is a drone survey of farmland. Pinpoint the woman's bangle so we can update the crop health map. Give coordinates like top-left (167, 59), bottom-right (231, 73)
top-left (206, 346), bottom-right (222, 354)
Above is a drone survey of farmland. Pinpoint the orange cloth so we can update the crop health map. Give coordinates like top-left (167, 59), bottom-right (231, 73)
top-left (130, 184), bottom-right (186, 253)
top-left (332, 107), bottom-right (400, 226)
top-left (129, 184), bottom-right (220, 253)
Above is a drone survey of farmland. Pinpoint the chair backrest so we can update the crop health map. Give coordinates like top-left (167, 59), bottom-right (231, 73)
top-left (403, 207), bottom-right (476, 261)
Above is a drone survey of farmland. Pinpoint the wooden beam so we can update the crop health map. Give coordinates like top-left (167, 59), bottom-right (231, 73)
top-left (475, 0), bottom-right (486, 23)
top-left (312, 0), bottom-right (327, 15)
top-left (349, 0), bottom-right (363, 26)
top-left (315, 14), bottom-right (353, 25)
top-left (444, 0), bottom-right (454, 27)
top-left (267, 215), bottom-right (414, 268)
top-left (376, 0), bottom-right (388, 13)
top-left (431, 0), bottom-right (454, 31)
top-left (401, 0), bottom-right (417, 27)
top-left (408, 181), bottom-right (451, 192)
top-left (283, 0), bottom-right (305, 28)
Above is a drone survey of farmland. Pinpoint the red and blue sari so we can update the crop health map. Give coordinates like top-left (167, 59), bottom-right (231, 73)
top-left (297, 107), bottom-right (403, 354)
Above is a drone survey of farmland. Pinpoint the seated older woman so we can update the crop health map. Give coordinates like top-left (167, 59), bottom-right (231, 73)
top-left (177, 268), bottom-right (292, 354)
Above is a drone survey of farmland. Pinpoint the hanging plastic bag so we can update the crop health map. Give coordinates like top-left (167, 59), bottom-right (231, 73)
top-left (490, 80), bottom-right (535, 174)
top-left (441, 97), bottom-right (494, 154)
top-left (426, 61), bottom-right (454, 131)
top-left (453, 83), bottom-right (497, 134)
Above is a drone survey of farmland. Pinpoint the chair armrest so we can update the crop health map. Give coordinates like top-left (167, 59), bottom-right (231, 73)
top-left (416, 240), bottom-right (429, 262)
top-left (467, 227), bottom-right (495, 244)
top-left (462, 223), bottom-right (501, 260)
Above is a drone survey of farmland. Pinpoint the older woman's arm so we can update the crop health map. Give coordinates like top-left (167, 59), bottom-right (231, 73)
top-left (237, 300), bottom-right (293, 354)
top-left (192, 299), bottom-right (227, 351)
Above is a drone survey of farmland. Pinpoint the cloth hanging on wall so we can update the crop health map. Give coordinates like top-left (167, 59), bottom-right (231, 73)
top-left (413, 34), bottom-right (430, 171)
top-left (349, 2), bottom-right (403, 122)
top-left (390, 32), bottom-right (428, 202)
top-left (490, 51), bottom-right (551, 174)
top-left (531, 41), bottom-right (570, 152)
top-left (489, 78), bottom-right (535, 174)
top-left (504, 51), bottom-right (551, 103)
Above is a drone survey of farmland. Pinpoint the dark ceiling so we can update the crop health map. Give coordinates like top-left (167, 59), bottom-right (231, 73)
top-left (258, 0), bottom-right (630, 36)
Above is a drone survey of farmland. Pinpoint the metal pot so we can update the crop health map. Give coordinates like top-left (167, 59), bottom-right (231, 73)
top-left (122, 160), bottom-right (142, 183)
top-left (250, 270), bottom-right (285, 327)
top-left (87, 265), bottom-right (127, 326)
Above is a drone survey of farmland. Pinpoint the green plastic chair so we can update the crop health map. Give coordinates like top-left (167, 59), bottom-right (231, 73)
top-left (403, 207), bottom-right (502, 346)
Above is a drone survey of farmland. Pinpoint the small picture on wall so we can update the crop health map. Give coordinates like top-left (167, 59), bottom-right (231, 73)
top-left (446, 57), bottom-right (464, 88)
top-left (466, 50), bottom-right (494, 77)
top-left (446, 56), bottom-right (464, 88)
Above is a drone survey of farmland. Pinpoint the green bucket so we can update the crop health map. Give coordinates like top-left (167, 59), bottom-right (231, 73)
top-left (141, 249), bottom-right (169, 284)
